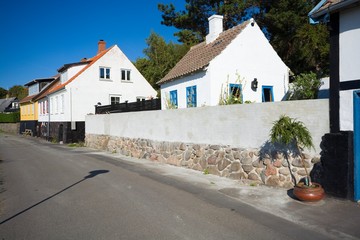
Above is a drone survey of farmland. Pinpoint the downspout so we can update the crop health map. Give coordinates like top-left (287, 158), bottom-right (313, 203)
top-left (70, 88), bottom-right (73, 127)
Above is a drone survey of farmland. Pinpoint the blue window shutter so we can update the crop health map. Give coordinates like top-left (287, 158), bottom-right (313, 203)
top-left (170, 90), bottom-right (178, 106)
top-left (186, 86), bottom-right (197, 107)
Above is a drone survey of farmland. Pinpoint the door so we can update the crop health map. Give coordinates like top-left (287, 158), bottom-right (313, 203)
top-left (353, 91), bottom-right (360, 201)
top-left (59, 124), bottom-right (64, 143)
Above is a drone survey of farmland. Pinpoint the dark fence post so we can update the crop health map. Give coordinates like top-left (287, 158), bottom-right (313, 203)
top-left (320, 131), bottom-right (354, 200)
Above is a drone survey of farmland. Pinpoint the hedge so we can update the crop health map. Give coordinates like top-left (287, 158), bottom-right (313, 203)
top-left (0, 112), bottom-right (20, 123)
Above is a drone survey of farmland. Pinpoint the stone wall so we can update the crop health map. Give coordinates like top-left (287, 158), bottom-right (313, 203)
top-left (0, 123), bottom-right (20, 134)
top-left (86, 134), bottom-right (320, 188)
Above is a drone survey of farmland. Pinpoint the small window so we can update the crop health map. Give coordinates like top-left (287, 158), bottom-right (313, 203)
top-left (186, 85), bottom-right (197, 108)
top-left (110, 96), bottom-right (121, 105)
top-left (60, 94), bottom-right (64, 113)
top-left (262, 86), bottom-right (274, 102)
top-left (100, 67), bottom-right (111, 80)
top-left (121, 69), bottom-right (131, 81)
top-left (229, 83), bottom-right (242, 103)
top-left (170, 90), bottom-right (178, 107)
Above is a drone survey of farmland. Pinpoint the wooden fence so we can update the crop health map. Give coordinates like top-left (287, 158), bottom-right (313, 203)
top-left (95, 99), bottom-right (161, 114)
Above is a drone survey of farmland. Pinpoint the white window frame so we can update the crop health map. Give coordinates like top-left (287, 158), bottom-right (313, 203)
top-left (121, 69), bottom-right (131, 82)
top-left (60, 94), bottom-right (64, 113)
top-left (55, 96), bottom-right (59, 114)
top-left (110, 95), bottom-right (121, 105)
top-left (51, 97), bottom-right (54, 115)
top-left (100, 67), bottom-right (111, 80)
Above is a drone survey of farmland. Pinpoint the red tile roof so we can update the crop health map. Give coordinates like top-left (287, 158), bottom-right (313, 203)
top-left (157, 19), bottom-right (251, 85)
top-left (19, 94), bottom-right (37, 104)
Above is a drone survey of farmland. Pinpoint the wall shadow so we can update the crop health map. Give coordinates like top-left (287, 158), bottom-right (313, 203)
top-left (259, 141), bottom-right (300, 186)
top-left (0, 169), bottom-right (109, 225)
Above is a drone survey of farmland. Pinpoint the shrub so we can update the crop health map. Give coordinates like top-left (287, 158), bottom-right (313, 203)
top-left (0, 112), bottom-right (20, 123)
top-left (287, 72), bottom-right (322, 100)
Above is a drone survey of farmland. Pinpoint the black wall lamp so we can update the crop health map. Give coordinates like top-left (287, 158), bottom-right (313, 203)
top-left (251, 78), bottom-right (258, 91)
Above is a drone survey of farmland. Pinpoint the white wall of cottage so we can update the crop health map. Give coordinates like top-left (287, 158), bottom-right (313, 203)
top-left (339, 5), bottom-right (360, 131)
top-left (160, 20), bottom-right (289, 110)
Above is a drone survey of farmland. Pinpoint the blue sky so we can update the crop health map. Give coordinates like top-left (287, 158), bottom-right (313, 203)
top-left (0, 0), bottom-right (185, 89)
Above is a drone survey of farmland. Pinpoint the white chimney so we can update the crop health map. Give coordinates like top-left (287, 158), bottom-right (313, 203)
top-left (206, 15), bottom-right (223, 44)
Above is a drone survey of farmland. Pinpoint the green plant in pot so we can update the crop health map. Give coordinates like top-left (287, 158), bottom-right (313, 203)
top-left (270, 115), bottom-right (325, 201)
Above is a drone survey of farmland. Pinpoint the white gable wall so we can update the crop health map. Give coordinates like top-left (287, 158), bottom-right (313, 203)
top-left (208, 21), bottom-right (289, 106)
top-left (47, 45), bottom-right (157, 122)
top-left (339, 5), bottom-right (360, 131)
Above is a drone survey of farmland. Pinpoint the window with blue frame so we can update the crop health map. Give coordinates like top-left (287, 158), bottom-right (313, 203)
top-left (169, 90), bottom-right (178, 107)
top-left (186, 85), bottom-right (197, 107)
top-left (229, 83), bottom-right (242, 103)
top-left (262, 86), bottom-right (274, 102)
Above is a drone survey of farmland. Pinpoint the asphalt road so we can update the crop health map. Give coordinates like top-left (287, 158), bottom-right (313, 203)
top-left (0, 133), bottom-right (331, 240)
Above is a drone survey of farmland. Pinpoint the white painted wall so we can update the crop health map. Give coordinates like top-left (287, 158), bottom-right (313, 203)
top-left (86, 99), bottom-right (329, 154)
top-left (48, 46), bottom-right (157, 122)
top-left (339, 5), bottom-right (360, 131)
top-left (160, 20), bottom-right (289, 110)
top-left (209, 21), bottom-right (289, 105)
top-left (160, 71), bottom-right (209, 109)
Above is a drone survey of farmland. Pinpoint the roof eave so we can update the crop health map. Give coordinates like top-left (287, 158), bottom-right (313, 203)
top-left (309, 0), bottom-right (360, 24)
top-left (157, 67), bottom-right (207, 86)
top-left (24, 77), bottom-right (56, 87)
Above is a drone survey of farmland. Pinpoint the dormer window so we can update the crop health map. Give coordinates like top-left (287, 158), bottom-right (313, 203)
top-left (100, 67), bottom-right (111, 80)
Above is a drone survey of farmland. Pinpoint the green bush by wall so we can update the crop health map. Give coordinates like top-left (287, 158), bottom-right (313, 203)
top-left (0, 112), bottom-right (20, 123)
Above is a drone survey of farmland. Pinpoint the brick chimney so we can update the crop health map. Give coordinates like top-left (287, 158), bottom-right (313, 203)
top-left (97, 40), bottom-right (106, 54)
top-left (206, 15), bottom-right (223, 44)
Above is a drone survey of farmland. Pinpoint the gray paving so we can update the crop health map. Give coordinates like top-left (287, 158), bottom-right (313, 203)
top-left (95, 145), bottom-right (360, 240)
top-left (0, 134), bottom-right (360, 239)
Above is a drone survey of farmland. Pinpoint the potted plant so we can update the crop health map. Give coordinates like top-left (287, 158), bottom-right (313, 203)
top-left (270, 115), bottom-right (325, 201)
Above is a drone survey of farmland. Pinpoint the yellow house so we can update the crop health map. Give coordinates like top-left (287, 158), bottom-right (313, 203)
top-left (19, 77), bottom-right (57, 136)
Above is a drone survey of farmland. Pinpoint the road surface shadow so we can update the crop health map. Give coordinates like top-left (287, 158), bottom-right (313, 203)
top-left (0, 170), bottom-right (109, 225)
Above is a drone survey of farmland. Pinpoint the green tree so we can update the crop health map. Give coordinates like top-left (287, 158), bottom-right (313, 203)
top-left (288, 72), bottom-right (322, 100)
top-left (158, 0), bottom-right (253, 45)
top-left (135, 32), bottom-right (190, 90)
top-left (8, 85), bottom-right (27, 100)
top-left (0, 87), bottom-right (7, 98)
top-left (254, 0), bottom-right (329, 76)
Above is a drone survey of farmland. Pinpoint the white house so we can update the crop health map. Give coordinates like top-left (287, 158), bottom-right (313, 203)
top-left (37, 40), bottom-right (157, 143)
top-left (157, 15), bottom-right (290, 109)
top-left (309, 0), bottom-right (360, 131)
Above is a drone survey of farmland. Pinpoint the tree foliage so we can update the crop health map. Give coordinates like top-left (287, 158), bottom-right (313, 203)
top-left (254, 0), bottom-right (329, 75)
top-left (0, 87), bottom-right (7, 98)
top-left (158, 0), bottom-right (253, 45)
top-left (158, 0), bottom-right (329, 76)
top-left (288, 72), bottom-right (322, 100)
top-left (135, 32), bottom-right (190, 90)
top-left (8, 85), bottom-right (28, 100)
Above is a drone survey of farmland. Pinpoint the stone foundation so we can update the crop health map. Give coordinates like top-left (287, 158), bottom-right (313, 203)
top-left (0, 123), bottom-right (20, 134)
top-left (86, 134), bottom-right (320, 188)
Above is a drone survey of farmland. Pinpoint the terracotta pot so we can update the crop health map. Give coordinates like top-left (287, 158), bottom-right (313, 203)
top-left (293, 182), bottom-right (325, 202)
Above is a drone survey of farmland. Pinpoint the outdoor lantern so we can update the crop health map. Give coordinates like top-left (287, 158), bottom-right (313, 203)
top-left (251, 78), bottom-right (258, 91)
